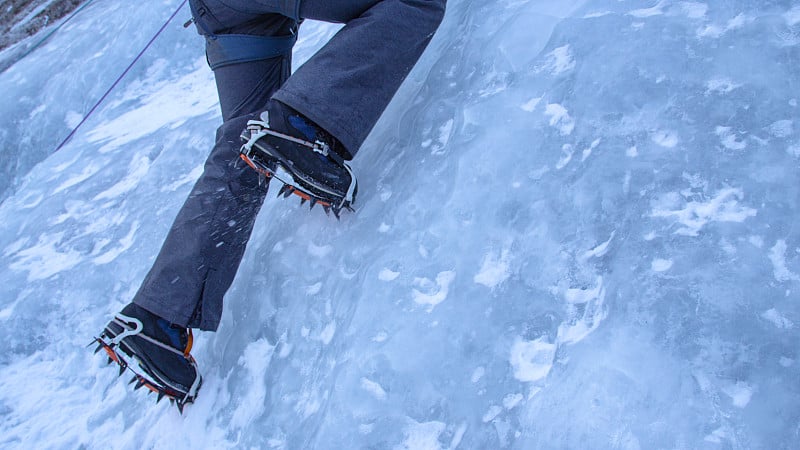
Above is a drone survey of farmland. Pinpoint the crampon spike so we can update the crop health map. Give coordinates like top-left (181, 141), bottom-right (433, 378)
top-left (322, 205), bottom-right (331, 216)
top-left (309, 197), bottom-right (317, 209)
top-left (118, 365), bottom-right (126, 376)
top-left (157, 392), bottom-right (166, 403)
top-left (107, 357), bottom-right (114, 365)
top-left (129, 376), bottom-right (138, 385)
top-left (94, 344), bottom-right (103, 354)
top-left (300, 198), bottom-right (307, 206)
top-left (134, 380), bottom-right (145, 391)
top-left (277, 184), bottom-right (291, 198)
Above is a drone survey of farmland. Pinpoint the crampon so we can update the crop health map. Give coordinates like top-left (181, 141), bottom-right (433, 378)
top-left (238, 112), bottom-right (358, 219)
top-left (92, 311), bottom-right (202, 413)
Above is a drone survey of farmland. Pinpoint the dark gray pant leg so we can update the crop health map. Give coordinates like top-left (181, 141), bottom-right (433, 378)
top-left (133, 12), bottom-right (294, 331)
top-left (133, 114), bottom-right (267, 331)
top-left (276, 0), bottom-right (447, 156)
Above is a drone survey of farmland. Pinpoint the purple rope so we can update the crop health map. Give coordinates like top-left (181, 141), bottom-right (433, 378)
top-left (54, 0), bottom-right (189, 153)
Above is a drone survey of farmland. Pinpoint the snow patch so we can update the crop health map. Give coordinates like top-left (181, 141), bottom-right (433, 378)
top-left (786, 6), bottom-right (800, 26)
top-left (767, 120), bottom-right (793, 138)
top-left (482, 405), bottom-right (503, 422)
top-left (319, 322), bottom-right (336, 345)
top-left (584, 11), bottom-right (612, 19)
top-left (579, 231), bottom-right (615, 262)
top-left (52, 163), bottom-right (102, 194)
top-left (231, 339), bottom-right (275, 429)
top-left (789, 143), bottom-right (800, 158)
top-left (651, 258), bottom-right (674, 272)
top-left (306, 282), bottom-right (323, 295)
top-left (769, 240), bottom-right (800, 282)
top-left (557, 277), bottom-right (608, 345)
top-left (92, 221), bottom-right (139, 265)
top-left (474, 248), bottom-right (511, 288)
top-left (509, 337), bottom-right (556, 383)
top-left (379, 268), bottom-right (400, 281)
top-left (722, 382), bottom-right (754, 408)
top-left (650, 130), bottom-right (679, 148)
top-left (761, 308), bottom-right (794, 329)
top-left (93, 154), bottom-right (151, 200)
top-left (360, 378), bottom-right (387, 400)
top-left (556, 144), bottom-right (575, 169)
top-left (64, 110), bottom-right (83, 129)
top-left (581, 138), bottom-right (601, 162)
top-left (161, 164), bottom-right (204, 192)
top-left (539, 45), bottom-right (575, 75)
top-left (503, 393), bottom-right (523, 410)
top-left (430, 119), bottom-right (453, 155)
top-left (520, 97), bottom-right (542, 112)
top-left (651, 188), bottom-right (757, 236)
top-left (629, 1), bottom-right (667, 18)
top-left (8, 232), bottom-right (83, 281)
top-left (697, 14), bottom-right (752, 38)
top-left (705, 78), bottom-right (741, 95)
top-left (308, 242), bottom-right (333, 258)
top-left (704, 427), bottom-right (731, 444)
top-left (86, 62), bottom-right (218, 152)
top-left (715, 126), bottom-right (747, 150)
top-left (678, 2), bottom-right (708, 19)
top-left (412, 271), bottom-right (456, 311)
top-left (544, 104), bottom-right (575, 136)
top-left (395, 419), bottom-right (446, 450)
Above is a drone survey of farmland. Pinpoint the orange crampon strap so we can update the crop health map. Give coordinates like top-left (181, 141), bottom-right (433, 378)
top-left (184, 329), bottom-right (194, 358)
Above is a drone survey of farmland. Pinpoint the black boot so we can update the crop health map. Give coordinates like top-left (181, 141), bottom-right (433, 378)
top-left (239, 100), bottom-right (358, 217)
top-left (94, 303), bottom-right (202, 412)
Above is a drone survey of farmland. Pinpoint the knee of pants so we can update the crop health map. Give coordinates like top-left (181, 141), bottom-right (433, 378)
top-left (189, 0), bottom-right (298, 35)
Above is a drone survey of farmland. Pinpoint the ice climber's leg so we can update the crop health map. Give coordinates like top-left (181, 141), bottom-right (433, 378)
top-left (131, 0), bottom-right (446, 331)
top-left (131, 11), bottom-right (296, 331)
top-left (95, 7), bottom-right (299, 412)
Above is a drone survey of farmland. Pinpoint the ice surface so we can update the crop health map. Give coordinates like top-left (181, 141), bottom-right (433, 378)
top-left (1, 0), bottom-right (799, 448)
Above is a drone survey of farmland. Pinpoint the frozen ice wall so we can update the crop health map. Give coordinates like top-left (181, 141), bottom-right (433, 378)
top-left (0, 0), bottom-right (798, 448)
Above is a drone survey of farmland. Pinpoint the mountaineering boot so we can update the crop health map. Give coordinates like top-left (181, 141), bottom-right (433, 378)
top-left (239, 100), bottom-right (358, 217)
top-left (93, 302), bottom-right (202, 412)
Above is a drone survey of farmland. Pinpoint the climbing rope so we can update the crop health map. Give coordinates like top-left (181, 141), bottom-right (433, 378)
top-left (52, 0), bottom-right (189, 153)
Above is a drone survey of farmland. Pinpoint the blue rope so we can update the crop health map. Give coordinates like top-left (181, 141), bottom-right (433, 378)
top-left (53, 0), bottom-right (189, 153)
